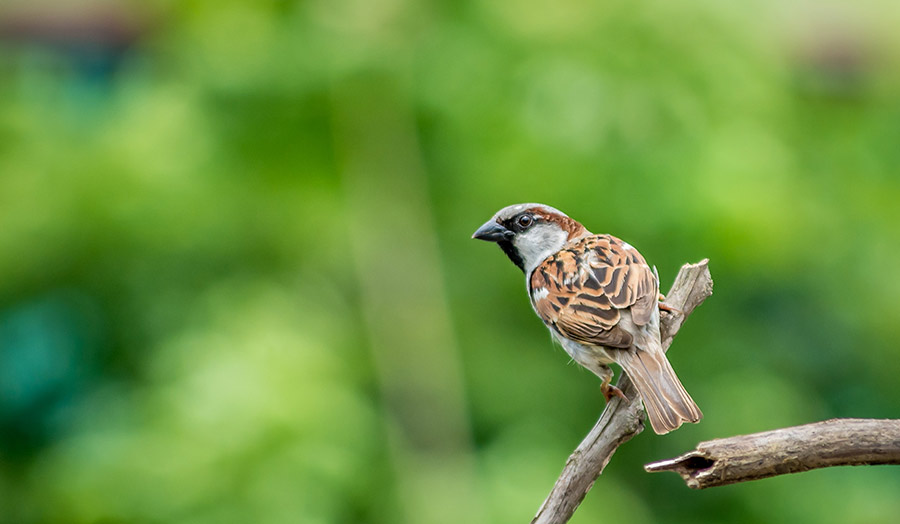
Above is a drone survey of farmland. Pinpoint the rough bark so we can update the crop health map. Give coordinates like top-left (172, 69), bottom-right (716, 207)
top-left (531, 259), bottom-right (713, 524)
top-left (644, 418), bottom-right (900, 489)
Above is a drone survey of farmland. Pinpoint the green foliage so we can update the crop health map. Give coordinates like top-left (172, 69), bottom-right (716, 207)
top-left (2, 0), bottom-right (900, 522)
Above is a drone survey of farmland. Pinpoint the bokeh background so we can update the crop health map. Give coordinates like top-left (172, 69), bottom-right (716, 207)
top-left (2, 0), bottom-right (900, 523)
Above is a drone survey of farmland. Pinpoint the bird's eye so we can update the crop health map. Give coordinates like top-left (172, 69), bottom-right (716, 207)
top-left (516, 215), bottom-right (533, 229)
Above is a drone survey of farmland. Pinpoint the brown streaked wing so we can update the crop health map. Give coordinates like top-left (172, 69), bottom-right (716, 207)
top-left (594, 236), bottom-right (659, 326)
top-left (529, 235), bottom-right (658, 348)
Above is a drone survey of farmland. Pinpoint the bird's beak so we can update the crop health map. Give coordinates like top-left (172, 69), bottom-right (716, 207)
top-left (472, 220), bottom-right (513, 242)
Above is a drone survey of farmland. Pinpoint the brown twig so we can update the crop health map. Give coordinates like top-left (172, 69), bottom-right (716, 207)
top-left (644, 418), bottom-right (900, 489)
top-left (531, 259), bottom-right (714, 524)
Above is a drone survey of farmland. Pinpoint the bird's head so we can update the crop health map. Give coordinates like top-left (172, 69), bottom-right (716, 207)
top-left (472, 203), bottom-right (590, 273)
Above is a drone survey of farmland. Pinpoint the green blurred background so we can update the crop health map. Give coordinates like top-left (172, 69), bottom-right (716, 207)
top-left (2, 0), bottom-right (900, 522)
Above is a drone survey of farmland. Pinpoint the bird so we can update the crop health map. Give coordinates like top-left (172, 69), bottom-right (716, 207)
top-left (472, 203), bottom-right (702, 434)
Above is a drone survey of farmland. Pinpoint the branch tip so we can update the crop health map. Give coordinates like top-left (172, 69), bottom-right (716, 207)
top-left (644, 418), bottom-right (900, 490)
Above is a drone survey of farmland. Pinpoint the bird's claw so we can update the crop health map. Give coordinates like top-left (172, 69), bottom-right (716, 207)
top-left (602, 384), bottom-right (627, 402)
top-left (658, 294), bottom-right (682, 316)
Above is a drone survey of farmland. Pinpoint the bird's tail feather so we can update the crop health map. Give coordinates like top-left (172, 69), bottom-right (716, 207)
top-left (615, 346), bottom-right (702, 435)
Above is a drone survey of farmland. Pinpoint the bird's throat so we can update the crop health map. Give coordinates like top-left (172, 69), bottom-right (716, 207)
top-left (497, 240), bottom-right (525, 272)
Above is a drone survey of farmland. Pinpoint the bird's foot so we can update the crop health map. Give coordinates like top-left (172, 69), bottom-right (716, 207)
top-left (602, 384), bottom-right (627, 402)
top-left (658, 295), bottom-right (682, 316)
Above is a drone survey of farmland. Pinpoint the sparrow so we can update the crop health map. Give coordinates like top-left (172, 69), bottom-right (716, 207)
top-left (472, 203), bottom-right (702, 434)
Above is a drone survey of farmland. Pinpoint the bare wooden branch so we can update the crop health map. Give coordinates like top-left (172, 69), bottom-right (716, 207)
top-left (532, 259), bottom-right (714, 524)
top-left (644, 418), bottom-right (900, 489)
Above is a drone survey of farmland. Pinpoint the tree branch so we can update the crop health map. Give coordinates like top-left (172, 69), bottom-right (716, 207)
top-left (644, 418), bottom-right (900, 489)
top-left (531, 259), bottom-right (714, 524)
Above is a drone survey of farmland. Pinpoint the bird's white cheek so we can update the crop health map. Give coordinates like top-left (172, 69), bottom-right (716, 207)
top-left (514, 225), bottom-right (569, 273)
